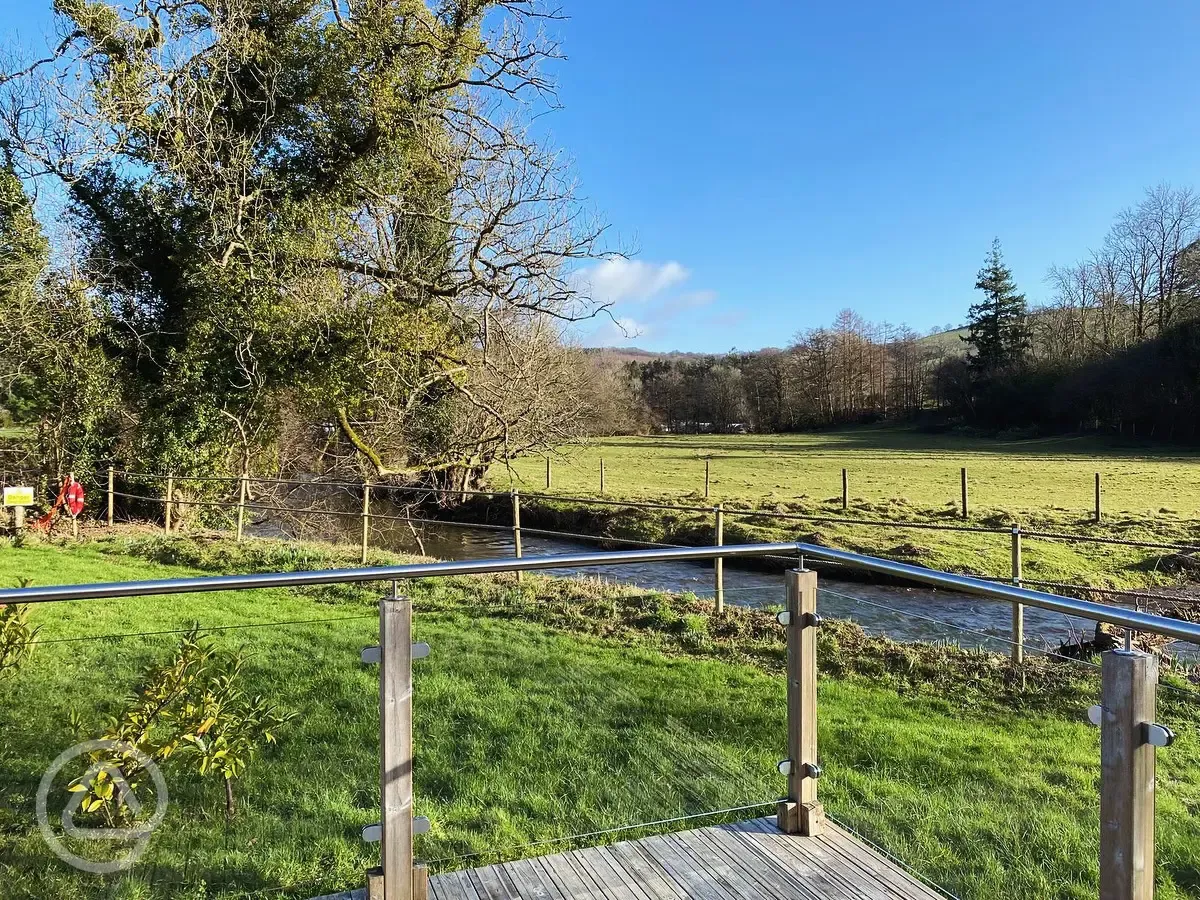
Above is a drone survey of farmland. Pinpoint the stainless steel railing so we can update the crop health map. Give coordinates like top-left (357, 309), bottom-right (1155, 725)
top-left (795, 543), bottom-right (1200, 644)
top-left (2, 540), bottom-right (1199, 646)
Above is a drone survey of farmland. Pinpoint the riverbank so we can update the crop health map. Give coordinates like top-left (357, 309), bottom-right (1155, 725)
top-left (481, 428), bottom-right (1200, 593)
top-left (448, 489), bottom-right (1200, 597)
top-left (1, 533), bottom-right (1199, 899)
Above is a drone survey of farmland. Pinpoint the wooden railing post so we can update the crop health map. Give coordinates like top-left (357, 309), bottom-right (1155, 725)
top-left (236, 474), bottom-right (248, 542)
top-left (1099, 649), bottom-right (1163, 900)
top-left (380, 587), bottom-right (415, 900)
top-left (361, 481), bottom-right (372, 565)
top-left (841, 468), bottom-right (848, 511)
top-left (545, 457), bottom-right (552, 490)
top-left (511, 489), bottom-right (523, 583)
top-left (1095, 472), bottom-right (1103, 523)
top-left (960, 467), bottom-right (968, 519)
top-left (1011, 525), bottom-right (1024, 666)
top-left (705, 458), bottom-right (711, 499)
top-left (107, 467), bottom-right (114, 527)
top-left (599, 458), bottom-right (605, 494)
top-left (713, 504), bottom-right (724, 614)
top-left (165, 475), bottom-right (174, 532)
top-left (777, 568), bottom-right (824, 836)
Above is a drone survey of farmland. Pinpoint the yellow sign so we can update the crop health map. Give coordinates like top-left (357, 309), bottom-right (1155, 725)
top-left (3, 486), bottom-right (35, 507)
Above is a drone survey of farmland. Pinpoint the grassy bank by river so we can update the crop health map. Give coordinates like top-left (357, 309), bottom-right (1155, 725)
top-left (1, 533), bottom-right (1198, 899)
top-left (484, 428), bottom-right (1200, 591)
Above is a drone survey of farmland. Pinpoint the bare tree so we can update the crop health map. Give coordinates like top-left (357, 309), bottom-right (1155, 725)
top-left (1, 0), bottom-right (613, 487)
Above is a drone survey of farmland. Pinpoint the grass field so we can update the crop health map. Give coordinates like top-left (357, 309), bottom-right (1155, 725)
top-left (1, 534), bottom-right (1199, 899)
top-left (497, 429), bottom-right (1200, 516)
top-left (487, 428), bottom-right (1200, 590)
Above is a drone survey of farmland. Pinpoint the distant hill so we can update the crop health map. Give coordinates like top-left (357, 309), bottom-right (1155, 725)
top-left (588, 330), bottom-right (969, 360)
top-left (585, 347), bottom-right (722, 364)
top-left (918, 327), bottom-right (969, 356)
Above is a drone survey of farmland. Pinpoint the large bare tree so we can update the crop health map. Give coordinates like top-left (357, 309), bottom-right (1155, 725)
top-left (1, 0), bottom-right (610, 488)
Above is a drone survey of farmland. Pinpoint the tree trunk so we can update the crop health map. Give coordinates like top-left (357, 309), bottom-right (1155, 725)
top-left (224, 775), bottom-right (237, 818)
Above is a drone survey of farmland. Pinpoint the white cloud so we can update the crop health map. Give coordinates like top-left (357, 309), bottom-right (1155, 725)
top-left (572, 258), bottom-right (719, 348)
top-left (577, 257), bottom-right (690, 305)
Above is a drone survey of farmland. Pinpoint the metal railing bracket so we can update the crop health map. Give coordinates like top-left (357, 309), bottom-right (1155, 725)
top-left (1145, 722), bottom-right (1176, 748)
top-left (362, 643), bottom-right (430, 665)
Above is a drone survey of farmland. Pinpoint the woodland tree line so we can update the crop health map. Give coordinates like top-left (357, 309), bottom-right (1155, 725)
top-left (593, 314), bottom-right (946, 434)
top-left (604, 186), bottom-right (1200, 441)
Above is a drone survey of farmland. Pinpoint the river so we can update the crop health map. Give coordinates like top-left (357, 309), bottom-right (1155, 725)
top-left (251, 501), bottom-right (1120, 656)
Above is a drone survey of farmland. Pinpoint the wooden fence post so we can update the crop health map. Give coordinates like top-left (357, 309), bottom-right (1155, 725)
top-left (1011, 525), bottom-right (1023, 666)
top-left (705, 459), bottom-right (711, 499)
top-left (380, 586), bottom-right (415, 900)
top-left (713, 503), bottom-right (724, 614)
top-left (1099, 649), bottom-right (1160, 900)
top-left (165, 475), bottom-right (174, 532)
top-left (545, 457), bottom-right (552, 491)
top-left (841, 468), bottom-right (848, 511)
top-left (777, 568), bottom-right (824, 836)
top-left (236, 474), bottom-right (248, 542)
top-left (361, 481), bottom-right (372, 565)
top-left (1095, 472), bottom-right (1103, 524)
top-left (107, 467), bottom-right (114, 527)
top-left (960, 467), bottom-right (968, 519)
top-left (599, 458), bottom-right (605, 494)
top-left (511, 489), bottom-right (523, 583)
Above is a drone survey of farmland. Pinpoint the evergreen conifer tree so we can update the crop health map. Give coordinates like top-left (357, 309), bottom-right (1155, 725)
top-left (964, 238), bottom-right (1030, 374)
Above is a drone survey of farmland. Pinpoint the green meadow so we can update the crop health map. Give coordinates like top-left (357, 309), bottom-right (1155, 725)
top-left (0, 534), bottom-right (1197, 899)
top-left (496, 429), bottom-right (1200, 514)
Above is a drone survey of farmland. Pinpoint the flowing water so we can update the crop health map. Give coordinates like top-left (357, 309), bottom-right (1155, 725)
top-left (249, 494), bottom-right (1131, 657)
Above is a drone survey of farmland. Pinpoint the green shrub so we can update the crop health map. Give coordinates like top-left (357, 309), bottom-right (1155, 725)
top-left (71, 627), bottom-right (295, 822)
top-left (0, 588), bottom-right (38, 678)
top-left (0, 605), bottom-right (37, 677)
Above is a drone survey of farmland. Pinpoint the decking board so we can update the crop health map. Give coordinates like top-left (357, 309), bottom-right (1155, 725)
top-left (310, 817), bottom-right (948, 900)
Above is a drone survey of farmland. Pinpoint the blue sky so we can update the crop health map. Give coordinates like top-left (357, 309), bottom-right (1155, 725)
top-left (6, 1), bottom-right (1200, 352)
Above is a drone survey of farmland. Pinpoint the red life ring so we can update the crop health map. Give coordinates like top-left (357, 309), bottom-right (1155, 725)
top-left (65, 479), bottom-right (86, 517)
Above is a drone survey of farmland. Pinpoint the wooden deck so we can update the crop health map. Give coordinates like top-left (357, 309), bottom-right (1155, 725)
top-left (316, 817), bottom-right (947, 900)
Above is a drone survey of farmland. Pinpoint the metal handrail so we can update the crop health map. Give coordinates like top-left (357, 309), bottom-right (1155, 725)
top-left (3, 540), bottom-right (1200, 646)
top-left (795, 543), bottom-right (1200, 644)
top-left (0, 543), bottom-right (800, 604)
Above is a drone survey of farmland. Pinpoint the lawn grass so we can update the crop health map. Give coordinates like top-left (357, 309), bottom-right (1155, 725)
top-left (0, 534), bottom-right (1198, 899)
top-left (496, 428), bottom-right (1200, 517)
top-left (486, 428), bottom-right (1200, 590)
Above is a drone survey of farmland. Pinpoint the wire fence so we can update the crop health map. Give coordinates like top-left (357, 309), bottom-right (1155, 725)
top-left (6, 466), bottom-right (1200, 637)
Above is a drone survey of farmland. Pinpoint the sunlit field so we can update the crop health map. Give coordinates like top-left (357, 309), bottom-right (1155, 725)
top-left (496, 428), bottom-right (1200, 517)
